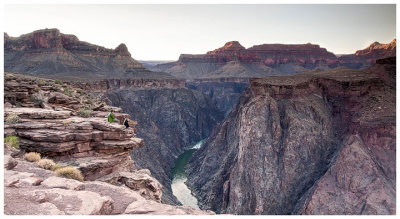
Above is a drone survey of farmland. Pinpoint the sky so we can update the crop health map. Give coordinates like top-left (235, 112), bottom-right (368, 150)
top-left (3, 4), bottom-right (397, 60)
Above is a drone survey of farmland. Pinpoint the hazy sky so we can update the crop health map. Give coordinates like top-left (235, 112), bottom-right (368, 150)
top-left (4, 4), bottom-right (396, 60)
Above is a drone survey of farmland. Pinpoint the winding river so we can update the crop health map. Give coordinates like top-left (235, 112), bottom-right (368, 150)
top-left (171, 140), bottom-right (204, 209)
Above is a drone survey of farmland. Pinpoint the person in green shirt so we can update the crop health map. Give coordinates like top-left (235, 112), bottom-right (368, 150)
top-left (108, 110), bottom-right (115, 123)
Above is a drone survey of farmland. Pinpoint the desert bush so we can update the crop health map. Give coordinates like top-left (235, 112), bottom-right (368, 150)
top-left (24, 152), bottom-right (41, 162)
top-left (5, 114), bottom-right (21, 125)
top-left (50, 163), bottom-right (64, 171)
top-left (78, 106), bottom-right (92, 118)
top-left (37, 158), bottom-right (56, 170)
top-left (63, 87), bottom-right (73, 97)
top-left (5, 136), bottom-right (19, 149)
top-left (76, 89), bottom-right (84, 94)
top-left (55, 166), bottom-right (84, 181)
top-left (54, 80), bottom-right (63, 85)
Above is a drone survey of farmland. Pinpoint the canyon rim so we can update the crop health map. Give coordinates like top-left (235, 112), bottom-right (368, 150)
top-left (2, 2), bottom-right (397, 217)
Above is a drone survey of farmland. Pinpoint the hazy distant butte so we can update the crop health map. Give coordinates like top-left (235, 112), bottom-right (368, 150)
top-left (152, 39), bottom-right (396, 79)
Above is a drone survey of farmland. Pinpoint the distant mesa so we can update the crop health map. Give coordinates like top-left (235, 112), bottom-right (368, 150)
top-left (152, 39), bottom-right (396, 79)
top-left (4, 28), bottom-right (396, 80)
top-left (4, 28), bottom-right (173, 80)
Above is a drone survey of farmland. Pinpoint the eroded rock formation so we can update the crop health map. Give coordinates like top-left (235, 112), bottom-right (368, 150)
top-left (187, 57), bottom-right (396, 215)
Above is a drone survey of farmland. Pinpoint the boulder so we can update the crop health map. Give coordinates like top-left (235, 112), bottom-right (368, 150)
top-left (47, 92), bottom-right (72, 104)
top-left (4, 155), bottom-right (18, 170)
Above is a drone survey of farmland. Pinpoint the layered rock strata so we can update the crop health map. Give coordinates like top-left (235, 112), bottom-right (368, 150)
top-left (153, 40), bottom-right (396, 79)
top-left (187, 57), bottom-right (396, 215)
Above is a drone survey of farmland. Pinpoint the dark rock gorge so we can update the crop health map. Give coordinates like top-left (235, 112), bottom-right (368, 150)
top-left (185, 78), bottom-right (249, 116)
top-left (105, 85), bottom-right (223, 204)
top-left (186, 57), bottom-right (396, 215)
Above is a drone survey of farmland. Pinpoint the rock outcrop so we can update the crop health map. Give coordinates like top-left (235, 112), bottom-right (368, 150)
top-left (3, 72), bottom-right (215, 215)
top-left (4, 150), bottom-right (214, 215)
top-left (153, 40), bottom-right (396, 79)
top-left (187, 57), bottom-right (396, 215)
top-left (4, 29), bottom-right (173, 80)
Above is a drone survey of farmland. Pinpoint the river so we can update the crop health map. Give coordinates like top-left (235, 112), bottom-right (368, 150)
top-left (171, 140), bottom-right (204, 209)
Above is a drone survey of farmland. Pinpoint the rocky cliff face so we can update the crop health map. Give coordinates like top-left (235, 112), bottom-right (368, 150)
top-left (339, 39), bottom-right (396, 69)
top-left (153, 40), bottom-right (396, 79)
top-left (4, 29), bottom-right (172, 80)
top-left (187, 57), bottom-right (396, 215)
top-left (185, 78), bottom-right (249, 115)
top-left (105, 87), bottom-right (224, 205)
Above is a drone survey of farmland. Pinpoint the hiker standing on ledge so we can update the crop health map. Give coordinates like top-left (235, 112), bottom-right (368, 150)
top-left (108, 110), bottom-right (115, 123)
top-left (123, 118), bottom-right (130, 128)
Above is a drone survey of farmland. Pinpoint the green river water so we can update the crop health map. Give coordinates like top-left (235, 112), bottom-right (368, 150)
top-left (171, 140), bottom-right (204, 209)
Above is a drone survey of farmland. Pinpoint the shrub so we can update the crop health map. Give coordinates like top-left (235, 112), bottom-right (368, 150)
top-left (5, 136), bottom-right (19, 149)
top-left (37, 158), bottom-right (56, 170)
top-left (54, 80), bottom-right (63, 85)
top-left (50, 163), bottom-right (64, 171)
top-left (77, 107), bottom-right (92, 118)
top-left (63, 87), bottom-right (73, 97)
top-left (5, 114), bottom-right (21, 125)
top-left (76, 89), bottom-right (84, 94)
top-left (24, 152), bottom-right (41, 162)
top-left (55, 166), bottom-right (84, 181)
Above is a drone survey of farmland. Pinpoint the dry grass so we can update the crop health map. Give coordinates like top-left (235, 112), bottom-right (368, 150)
top-left (37, 158), bottom-right (56, 170)
top-left (55, 166), bottom-right (84, 181)
top-left (23, 152), bottom-right (41, 162)
top-left (50, 163), bottom-right (64, 171)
